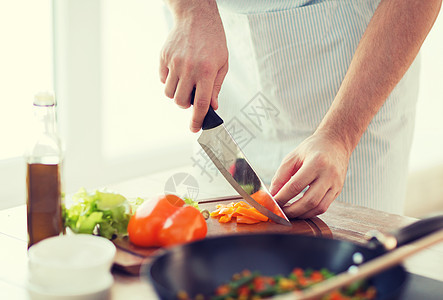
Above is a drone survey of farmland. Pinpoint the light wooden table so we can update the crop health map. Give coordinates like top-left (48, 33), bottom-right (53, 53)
top-left (1, 166), bottom-right (443, 299)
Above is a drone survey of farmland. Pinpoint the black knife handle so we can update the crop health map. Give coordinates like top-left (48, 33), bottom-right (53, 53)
top-left (190, 88), bottom-right (224, 130)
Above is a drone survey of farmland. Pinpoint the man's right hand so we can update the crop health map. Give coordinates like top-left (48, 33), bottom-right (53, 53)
top-left (160, 0), bottom-right (228, 132)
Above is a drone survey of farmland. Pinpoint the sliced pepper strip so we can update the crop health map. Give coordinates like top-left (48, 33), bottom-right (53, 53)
top-left (210, 209), bottom-right (222, 217)
top-left (237, 215), bottom-right (261, 224)
top-left (219, 214), bottom-right (233, 223)
top-left (219, 207), bottom-right (235, 215)
top-left (233, 201), bottom-right (250, 208)
top-left (235, 207), bottom-right (268, 222)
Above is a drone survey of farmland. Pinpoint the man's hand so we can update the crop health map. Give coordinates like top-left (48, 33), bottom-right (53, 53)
top-left (160, 0), bottom-right (228, 132)
top-left (270, 132), bottom-right (351, 219)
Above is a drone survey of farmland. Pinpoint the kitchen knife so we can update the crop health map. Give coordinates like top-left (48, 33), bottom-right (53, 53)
top-left (192, 92), bottom-right (291, 226)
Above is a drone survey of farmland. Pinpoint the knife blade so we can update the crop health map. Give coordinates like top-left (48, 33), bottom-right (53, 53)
top-left (192, 93), bottom-right (291, 226)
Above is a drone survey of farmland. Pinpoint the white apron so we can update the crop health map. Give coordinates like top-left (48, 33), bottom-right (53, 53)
top-left (212, 0), bottom-right (420, 214)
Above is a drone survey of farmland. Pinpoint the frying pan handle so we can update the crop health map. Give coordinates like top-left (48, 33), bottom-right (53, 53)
top-left (393, 214), bottom-right (443, 248)
top-left (190, 88), bottom-right (224, 130)
top-left (368, 214), bottom-right (443, 250)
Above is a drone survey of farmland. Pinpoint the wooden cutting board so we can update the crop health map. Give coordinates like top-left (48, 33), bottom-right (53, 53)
top-left (112, 196), bottom-right (332, 275)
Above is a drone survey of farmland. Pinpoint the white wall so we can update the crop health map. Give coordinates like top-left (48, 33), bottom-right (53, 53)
top-left (406, 4), bottom-right (443, 217)
top-left (408, 4), bottom-right (443, 172)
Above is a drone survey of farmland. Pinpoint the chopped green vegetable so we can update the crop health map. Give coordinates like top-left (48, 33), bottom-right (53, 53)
top-left (343, 280), bottom-right (366, 296)
top-left (63, 188), bottom-right (131, 239)
top-left (184, 197), bottom-right (200, 211)
top-left (95, 191), bottom-right (127, 210)
top-left (128, 197), bottom-right (145, 214)
top-left (228, 271), bottom-right (257, 290)
top-left (240, 184), bottom-right (255, 195)
top-left (320, 268), bottom-right (335, 279)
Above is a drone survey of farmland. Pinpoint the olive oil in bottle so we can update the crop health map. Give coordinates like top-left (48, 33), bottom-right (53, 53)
top-left (25, 92), bottom-right (63, 248)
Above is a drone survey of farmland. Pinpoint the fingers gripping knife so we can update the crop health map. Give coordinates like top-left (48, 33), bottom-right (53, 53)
top-left (191, 91), bottom-right (291, 226)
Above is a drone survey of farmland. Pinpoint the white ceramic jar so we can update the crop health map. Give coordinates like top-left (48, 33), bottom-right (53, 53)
top-left (27, 234), bottom-right (116, 300)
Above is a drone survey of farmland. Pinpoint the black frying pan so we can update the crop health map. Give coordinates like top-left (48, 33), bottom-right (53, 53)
top-left (142, 215), bottom-right (443, 300)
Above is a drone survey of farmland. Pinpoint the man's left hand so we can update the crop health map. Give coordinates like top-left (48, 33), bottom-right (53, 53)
top-left (269, 132), bottom-right (351, 219)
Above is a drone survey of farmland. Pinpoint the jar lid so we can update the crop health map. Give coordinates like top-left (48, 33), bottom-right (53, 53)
top-left (34, 91), bottom-right (55, 106)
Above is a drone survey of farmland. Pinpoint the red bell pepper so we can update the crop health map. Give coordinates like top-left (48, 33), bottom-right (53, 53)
top-left (127, 195), bottom-right (207, 247)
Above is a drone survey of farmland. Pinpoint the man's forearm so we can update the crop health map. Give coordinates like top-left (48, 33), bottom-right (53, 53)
top-left (316, 0), bottom-right (442, 153)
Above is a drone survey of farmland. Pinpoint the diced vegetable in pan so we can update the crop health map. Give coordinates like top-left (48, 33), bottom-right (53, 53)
top-left (177, 268), bottom-right (376, 300)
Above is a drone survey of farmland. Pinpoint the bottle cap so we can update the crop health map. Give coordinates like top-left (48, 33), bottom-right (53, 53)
top-left (34, 91), bottom-right (56, 106)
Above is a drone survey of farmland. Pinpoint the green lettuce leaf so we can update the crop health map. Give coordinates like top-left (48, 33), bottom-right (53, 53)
top-left (63, 188), bottom-right (131, 239)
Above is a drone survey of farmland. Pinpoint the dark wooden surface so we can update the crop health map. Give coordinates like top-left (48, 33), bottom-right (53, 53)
top-left (318, 201), bottom-right (416, 245)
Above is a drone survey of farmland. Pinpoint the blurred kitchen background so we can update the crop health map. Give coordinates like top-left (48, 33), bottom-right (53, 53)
top-left (1, 0), bottom-right (442, 218)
